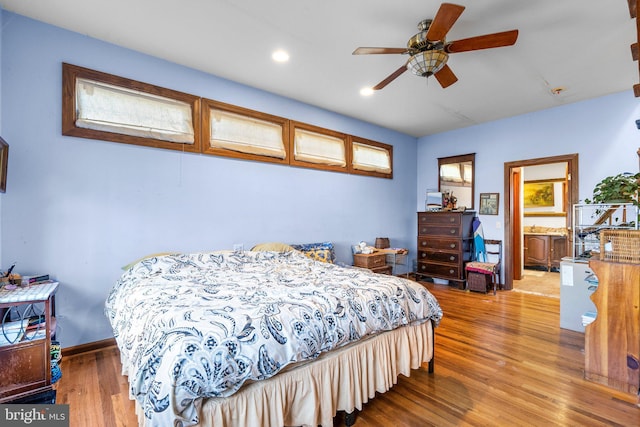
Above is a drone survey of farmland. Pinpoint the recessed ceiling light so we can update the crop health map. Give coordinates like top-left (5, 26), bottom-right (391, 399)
top-left (360, 87), bottom-right (374, 96)
top-left (272, 50), bottom-right (290, 63)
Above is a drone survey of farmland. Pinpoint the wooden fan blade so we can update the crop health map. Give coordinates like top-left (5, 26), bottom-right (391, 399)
top-left (426, 3), bottom-right (466, 41)
top-left (434, 64), bottom-right (458, 88)
top-left (445, 30), bottom-right (519, 53)
top-left (352, 47), bottom-right (408, 55)
top-left (372, 66), bottom-right (408, 90)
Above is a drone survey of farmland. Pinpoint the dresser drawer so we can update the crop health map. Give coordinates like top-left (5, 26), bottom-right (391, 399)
top-left (418, 212), bottom-right (461, 226)
top-left (353, 253), bottom-right (386, 268)
top-left (418, 237), bottom-right (460, 251)
top-left (417, 262), bottom-right (460, 279)
top-left (0, 341), bottom-right (47, 399)
top-left (417, 250), bottom-right (459, 264)
top-left (370, 265), bottom-right (392, 275)
top-left (419, 224), bottom-right (462, 237)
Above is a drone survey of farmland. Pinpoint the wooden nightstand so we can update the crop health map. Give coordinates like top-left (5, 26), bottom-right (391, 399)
top-left (0, 281), bottom-right (58, 403)
top-left (353, 253), bottom-right (392, 274)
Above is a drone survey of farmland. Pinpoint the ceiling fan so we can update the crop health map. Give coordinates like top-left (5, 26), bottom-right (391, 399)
top-left (353, 3), bottom-right (518, 90)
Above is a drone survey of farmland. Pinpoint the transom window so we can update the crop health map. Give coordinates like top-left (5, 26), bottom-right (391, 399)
top-left (62, 63), bottom-right (201, 152)
top-left (201, 99), bottom-right (288, 164)
top-left (62, 63), bottom-right (393, 178)
top-left (351, 137), bottom-right (393, 178)
top-left (290, 122), bottom-right (348, 172)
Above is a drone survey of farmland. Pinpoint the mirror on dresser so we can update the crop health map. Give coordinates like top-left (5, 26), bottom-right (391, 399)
top-left (438, 153), bottom-right (475, 210)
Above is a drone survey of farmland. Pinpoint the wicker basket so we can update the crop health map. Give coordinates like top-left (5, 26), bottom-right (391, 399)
top-left (467, 271), bottom-right (491, 292)
top-left (375, 237), bottom-right (390, 249)
top-left (599, 229), bottom-right (640, 264)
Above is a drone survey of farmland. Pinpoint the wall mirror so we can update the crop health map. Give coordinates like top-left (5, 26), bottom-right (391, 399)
top-left (438, 153), bottom-right (475, 210)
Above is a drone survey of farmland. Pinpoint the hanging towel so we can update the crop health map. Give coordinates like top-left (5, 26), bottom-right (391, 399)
top-left (473, 217), bottom-right (487, 262)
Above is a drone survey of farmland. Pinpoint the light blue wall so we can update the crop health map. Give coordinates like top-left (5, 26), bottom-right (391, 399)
top-left (2, 10), bottom-right (639, 349)
top-left (0, 13), bottom-right (418, 347)
top-left (417, 90), bottom-right (640, 242)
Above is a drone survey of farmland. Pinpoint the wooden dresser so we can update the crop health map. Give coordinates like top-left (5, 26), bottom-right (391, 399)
top-left (585, 259), bottom-right (639, 395)
top-left (417, 211), bottom-right (475, 288)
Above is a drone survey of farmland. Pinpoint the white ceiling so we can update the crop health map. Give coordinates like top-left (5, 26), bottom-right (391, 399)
top-left (1, 0), bottom-right (637, 137)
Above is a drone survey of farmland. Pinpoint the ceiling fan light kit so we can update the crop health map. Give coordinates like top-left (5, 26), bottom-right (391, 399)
top-left (353, 2), bottom-right (518, 91)
top-left (407, 50), bottom-right (449, 77)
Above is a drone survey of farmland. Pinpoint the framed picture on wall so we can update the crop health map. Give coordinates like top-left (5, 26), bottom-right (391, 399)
top-left (0, 137), bottom-right (8, 193)
top-left (523, 180), bottom-right (555, 208)
top-left (479, 193), bottom-right (499, 215)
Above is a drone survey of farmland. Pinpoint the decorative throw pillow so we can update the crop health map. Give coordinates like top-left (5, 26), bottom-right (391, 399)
top-left (301, 248), bottom-right (333, 263)
top-left (290, 242), bottom-right (336, 263)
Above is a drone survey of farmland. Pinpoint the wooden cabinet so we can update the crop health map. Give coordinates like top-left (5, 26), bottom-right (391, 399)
top-left (0, 282), bottom-right (58, 403)
top-left (550, 236), bottom-right (567, 270)
top-left (524, 235), bottom-right (548, 268)
top-left (416, 211), bottom-right (475, 288)
top-left (524, 235), bottom-right (567, 271)
top-left (585, 260), bottom-right (639, 395)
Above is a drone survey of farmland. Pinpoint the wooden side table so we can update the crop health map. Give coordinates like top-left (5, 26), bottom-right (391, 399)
top-left (376, 248), bottom-right (409, 276)
top-left (353, 253), bottom-right (392, 274)
top-left (0, 281), bottom-right (59, 403)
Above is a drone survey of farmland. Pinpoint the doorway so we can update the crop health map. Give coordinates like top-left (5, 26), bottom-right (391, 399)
top-left (502, 154), bottom-right (579, 290)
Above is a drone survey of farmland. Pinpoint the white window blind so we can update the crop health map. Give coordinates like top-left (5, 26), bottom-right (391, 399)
top-left (352, 142), bottom-right (391, 173)
top-left (75, 78), bottom-right (194, 143)
top-left (294, 128), bottom-right (346, 166)
top-left (463, 163), bottom-right (473, 184)
top-left (209, 109), bottom-right (286, 159)
top-left (440, 163), bottom-right (463, 182)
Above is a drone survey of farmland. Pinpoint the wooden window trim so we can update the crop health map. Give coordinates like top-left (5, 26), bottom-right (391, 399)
top-left (62, 63), bottom-right (201, 153)
top-left (289, 121), bottom-right (349, 173)
top-left (61, 64), bottom-right (392, 179)
top-left (201, 99), bottom-right (289, 165)
top-left (349, 136), bottom-right (393, 179)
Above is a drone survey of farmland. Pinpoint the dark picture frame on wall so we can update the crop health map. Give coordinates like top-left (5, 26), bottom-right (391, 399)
top-left (479, 192), bottom-right (499, 215)
top-left (0, 137), bottom-right (8, 193)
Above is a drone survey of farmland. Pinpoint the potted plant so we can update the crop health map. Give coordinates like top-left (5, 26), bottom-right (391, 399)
top-left (584, 172), bottom-right (639, 206)
top-left (584, 172), bottom-right (639, 226)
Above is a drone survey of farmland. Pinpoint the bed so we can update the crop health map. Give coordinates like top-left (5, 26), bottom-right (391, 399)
top-left (105, 249), bottom-right (442, 427)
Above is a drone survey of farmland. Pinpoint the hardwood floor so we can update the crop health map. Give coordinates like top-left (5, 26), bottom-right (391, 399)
top-left (56, 282), bottom-right (639, 426)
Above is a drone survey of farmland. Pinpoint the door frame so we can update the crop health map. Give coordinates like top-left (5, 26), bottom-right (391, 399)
top-left (503, 153), bottom-right (579, 290)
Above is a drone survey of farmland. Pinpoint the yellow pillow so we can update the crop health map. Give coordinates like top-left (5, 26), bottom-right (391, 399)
top-left (250, 242), bottom-right (296, 252)
top-left (121, 252), bottom-right (176, 270)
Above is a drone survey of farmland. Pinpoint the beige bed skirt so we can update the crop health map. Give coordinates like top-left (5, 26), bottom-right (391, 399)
top-left (134, 320), bottom-right (434, 427)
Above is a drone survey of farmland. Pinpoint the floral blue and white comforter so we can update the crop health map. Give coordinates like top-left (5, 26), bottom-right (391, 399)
top-left (105, 250), bottom-right (442, 427)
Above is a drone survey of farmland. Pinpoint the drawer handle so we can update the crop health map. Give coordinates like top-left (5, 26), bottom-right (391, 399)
top-left (450, 218), bottom-right (455, 223)
top-left (449, 269), bottom-right (454, 274)
top-left (450, 256), bottom-right (455, 261)
top-left (421, 253), bottom-right (426, 258)
top-left (450, 243), bottom-right (456, 249)
top-left (421, 242), bottom-right (427, 247)
top-left (450, 229), bottom-right (456, 234)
